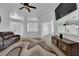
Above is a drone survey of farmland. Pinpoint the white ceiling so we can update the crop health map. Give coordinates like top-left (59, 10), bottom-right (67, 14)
top-left (0, 3), bottom-right (59, 20)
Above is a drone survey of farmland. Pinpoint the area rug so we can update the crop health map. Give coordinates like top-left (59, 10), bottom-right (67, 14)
top-left (6, 46), bottom-right (23, 56)
top-left (5, 38), bottom-right (58, 56)
top-left (22, 38), bottom-right (58, 56)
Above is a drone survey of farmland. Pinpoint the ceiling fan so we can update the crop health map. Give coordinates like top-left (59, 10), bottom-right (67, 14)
top-left (19, 3), bottom-right (37, 12)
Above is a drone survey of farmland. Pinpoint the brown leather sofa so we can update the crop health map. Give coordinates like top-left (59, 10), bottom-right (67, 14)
top-left (0, 32), bottom-right (20, 51)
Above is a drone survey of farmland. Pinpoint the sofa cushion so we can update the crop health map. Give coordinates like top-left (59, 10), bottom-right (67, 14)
top-left (3, 34), bottom-right (14, 40)
top-left (1, 32), bottom-right (14, 40)
top-left (9, 34), bottom-right (14, 38)
top-left (3, 36), bottom-right (19, 48)
top-left (11, 35), bottom-right (20, 41)
top-left (0, 36), bottom-right (3, 41)
top-left (3, 39), bottom-right (13, 45)
top-left (1, 32), bottom-right (14, 35)
top-left (11, 37), bottom-right (17, 42)
top-left (3, 34), bottom-right (10, 40)
top-left (3, 38), bottom-right (16, 48)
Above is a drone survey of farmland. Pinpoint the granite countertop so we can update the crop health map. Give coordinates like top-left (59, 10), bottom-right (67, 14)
top-left (52, 35), bottom-right (78, 44)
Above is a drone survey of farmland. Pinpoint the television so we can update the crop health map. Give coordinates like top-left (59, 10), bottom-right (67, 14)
top-left (55, 3), bottom-right (77, 20)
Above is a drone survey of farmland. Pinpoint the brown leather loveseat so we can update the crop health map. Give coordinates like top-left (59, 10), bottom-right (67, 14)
top-left (0, 32), bottom-right (20, 51)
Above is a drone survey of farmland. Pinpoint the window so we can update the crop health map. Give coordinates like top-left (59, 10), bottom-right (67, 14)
top-left (9, 12), bottom-right (24, 21)
top-left (10, 22), bottom-right (23, 35)
top-left (27, 23), bottom-right (38, 32)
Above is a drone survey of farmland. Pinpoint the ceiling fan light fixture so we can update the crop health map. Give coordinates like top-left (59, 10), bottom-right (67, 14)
top-left (19, 3), bottom-right (37, 12)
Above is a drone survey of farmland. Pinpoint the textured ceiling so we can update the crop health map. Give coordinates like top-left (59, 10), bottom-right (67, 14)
top-left (0, 3), bottom-right (58, 16)
top-left (0, 3), bottom-right (59, 21)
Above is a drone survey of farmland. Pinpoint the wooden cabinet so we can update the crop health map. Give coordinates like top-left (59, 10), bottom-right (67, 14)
top-left (58, 40), bottom-right (62, 49)
top-left (51, 35), bottom-right (79, 56)
top-left (62, 42), bottom-right (69, 54)
top-left (52, 37), bottom-right (58, 46)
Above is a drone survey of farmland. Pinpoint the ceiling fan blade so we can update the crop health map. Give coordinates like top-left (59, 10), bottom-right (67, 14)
top-left (19, 6), bottom-right (24, 9)
top-left (28, 6), bottom-right (37, 9)
top-left (25, 7), bottom-right (31, 12)
top-left (20, 3), bottom-right (29, 6)
top-left (24, 3), bottom-right (29, 6)
top-left (20, 3), bottom-right (24, 5)
top-left (27, 8), bottom-right (31, 12)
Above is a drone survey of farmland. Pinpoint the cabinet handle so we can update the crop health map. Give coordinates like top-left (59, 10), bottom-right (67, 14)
top-left (63, 46), bottom-right (67, 51)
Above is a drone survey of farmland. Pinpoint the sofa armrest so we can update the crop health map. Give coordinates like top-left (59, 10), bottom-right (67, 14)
top-left (0, 41), bottom-right (3, 51)
top-left (15, 35), bottom-right (20, 37)
top-left (14, 35), bottom-right (20, 39)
